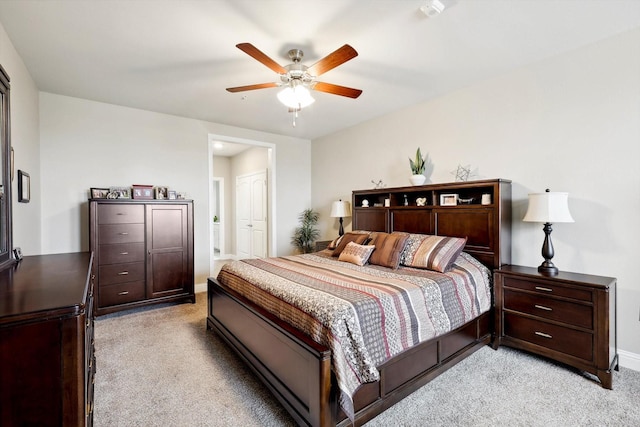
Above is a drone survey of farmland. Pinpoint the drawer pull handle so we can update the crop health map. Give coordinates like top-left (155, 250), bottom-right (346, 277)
top-left (117, 271), bottom-right (129, 275)
top-left (534, 304), bottom-right (553, 311)
top-left (118, 232), bottom-right (129, 235)
top-left (120, 252), bottom-right (129, 255)
top-left (116, 213), bottom-right (127, 215)
top-left (535, 286), bottom-right (553, 292)
top-left (535, 331), bottom-right (553, 339)
top-left (118, 291), bottom-right (129, 296)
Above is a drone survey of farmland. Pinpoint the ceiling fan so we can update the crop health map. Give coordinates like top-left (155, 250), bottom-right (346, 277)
top-left (226, 43), bottom-right (363, 112)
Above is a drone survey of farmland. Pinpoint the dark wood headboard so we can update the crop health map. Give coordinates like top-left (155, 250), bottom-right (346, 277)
top-left (352, 179), bottom-right (512, 270)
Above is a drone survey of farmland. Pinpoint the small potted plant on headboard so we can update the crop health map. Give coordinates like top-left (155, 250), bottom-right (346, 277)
top-left (409, 147), bottom-right (427, 185)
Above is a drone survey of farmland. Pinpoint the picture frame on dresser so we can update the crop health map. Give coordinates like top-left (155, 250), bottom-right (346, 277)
top-left (91, 187), bottom-right (110, 199)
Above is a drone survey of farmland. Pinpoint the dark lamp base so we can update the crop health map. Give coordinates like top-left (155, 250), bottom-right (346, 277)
top-left (538, 261), bottom-right (559, 276)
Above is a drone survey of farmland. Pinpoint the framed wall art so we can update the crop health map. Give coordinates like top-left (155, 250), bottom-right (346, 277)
top-left (18, 170), bottom-right (30, 203)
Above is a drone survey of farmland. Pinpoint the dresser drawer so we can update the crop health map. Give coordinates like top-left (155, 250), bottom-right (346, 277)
top-left (99, 262), bottom-right (145, 285)
top-left (99, 281), bottom-right (146, 306)
top-left (503, 276), bottom-right (592, 302)
top-left (504, 289), bottom-right (593, 329)
top-left (98, 224), bottom-right (144, 244)
top-left (99, 242), bottom-right (145, 265)
top-left (504, 312), bottom-right (593, 361)
top-left (98, 203), bottom-right (144, 224)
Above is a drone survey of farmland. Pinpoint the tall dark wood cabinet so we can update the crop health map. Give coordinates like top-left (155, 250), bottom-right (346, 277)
top-left (0, 253), bottom-right (95, 427)
top-left (89, 199), bottom-right (195, 316)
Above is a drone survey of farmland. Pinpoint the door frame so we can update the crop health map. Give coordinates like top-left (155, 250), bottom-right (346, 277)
top-left (208, 134), bottom-right (276, 276)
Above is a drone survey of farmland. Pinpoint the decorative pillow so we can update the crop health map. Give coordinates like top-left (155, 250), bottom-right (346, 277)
top-left (368, 231), bottom-right (410, 269)
top-left (327, 235), bottom-right (343, 250)
top-left (338, 242), bottom-right (375, 266)
top-left (331, 232), bottom-right (370, 257)
top-left (400, 234), bottom-right (467, 272)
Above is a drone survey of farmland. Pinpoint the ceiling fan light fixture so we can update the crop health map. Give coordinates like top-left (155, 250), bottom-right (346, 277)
top-left (277, 84), bottom-right (315, 109)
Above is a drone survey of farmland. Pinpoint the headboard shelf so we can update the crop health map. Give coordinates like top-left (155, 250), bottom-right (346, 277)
top-left (352, 179), bottom-right (512, 269)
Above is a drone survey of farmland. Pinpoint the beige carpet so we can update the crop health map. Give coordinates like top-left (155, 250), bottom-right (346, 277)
top-left (94, 293), bottom-right (640, 426)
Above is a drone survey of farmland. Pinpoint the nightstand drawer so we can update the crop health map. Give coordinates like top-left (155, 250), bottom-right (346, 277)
top-left (503, 276), bottom-right (592, 302)
top-left (504, 289), bottom-right (593, 329)
top-left (504, 312), bottom-right (593, 361)
top-left (98, 224), bottom-right (144, 244)
top-left (98, 204), bottom-right (144, 224)
top-left (99, 262), bottom-right (145, 285)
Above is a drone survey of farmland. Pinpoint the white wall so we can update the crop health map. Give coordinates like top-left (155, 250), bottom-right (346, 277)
top-left (0, 22), bottom-right (40, 255)
top-left (312, 28), bottom-right (640, 361)
top-left (39, 93), bottom-right (311, 285)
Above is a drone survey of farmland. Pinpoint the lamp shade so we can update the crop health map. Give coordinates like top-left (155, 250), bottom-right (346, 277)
top-left (330, 200), bottom-right (351, 218)
top-left (523, 191), bottom-right (574, 223)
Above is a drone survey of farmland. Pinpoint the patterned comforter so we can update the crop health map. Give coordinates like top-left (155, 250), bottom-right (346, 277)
top-left (216, 251), bottom-right (492, 419)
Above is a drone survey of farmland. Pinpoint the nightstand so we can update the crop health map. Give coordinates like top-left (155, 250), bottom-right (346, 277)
top-left (315, 240), bottom-right (332, 252)
top-left (493, 265), bottom-right (618, 389)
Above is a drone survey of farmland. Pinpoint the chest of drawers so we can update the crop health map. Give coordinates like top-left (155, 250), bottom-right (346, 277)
top-left (493, 265), bottom-right (617, 389)
top-left (0, 253), bottom-right (94, 426)
top-left (90, 200), bottom-right (195, 316)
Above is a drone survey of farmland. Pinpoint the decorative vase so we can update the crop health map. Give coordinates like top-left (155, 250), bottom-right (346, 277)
top-left (410, 174), bottom-right (426, 186)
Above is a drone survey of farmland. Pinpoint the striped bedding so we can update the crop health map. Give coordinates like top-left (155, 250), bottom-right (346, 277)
top-left (216, 251), bottom-right (492, 419)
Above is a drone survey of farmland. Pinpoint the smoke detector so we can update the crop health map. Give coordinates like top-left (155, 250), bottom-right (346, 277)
top-left (420, 0), bottom-right (445, 17)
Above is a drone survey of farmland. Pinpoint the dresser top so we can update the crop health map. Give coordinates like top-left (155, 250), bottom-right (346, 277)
top-left (0, 252), bottom-right (93, 324)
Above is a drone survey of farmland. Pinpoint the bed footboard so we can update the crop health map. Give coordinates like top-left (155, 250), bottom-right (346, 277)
top-left (208, 277), bottom-right (492, 427)
top-left (207, 278), bottom-right (333, 427)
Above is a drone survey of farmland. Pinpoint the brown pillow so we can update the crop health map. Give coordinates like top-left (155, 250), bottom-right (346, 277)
top-left (331, 232), bottom-right (370, 257)
top-left (368, 231), bottom-right (410, 269)
top-left (400, 234), bottom-right (467, 272)
top-left (338, 242), bottom-right (376, 266)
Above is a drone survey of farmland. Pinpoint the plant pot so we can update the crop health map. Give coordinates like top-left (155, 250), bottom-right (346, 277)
top-left (410, 174), bottom-right (426, 186)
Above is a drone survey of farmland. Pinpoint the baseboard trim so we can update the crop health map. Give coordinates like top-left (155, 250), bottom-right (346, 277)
top-left (195, 282), bottom-right (207, 293)
top-left (619, 349), bottom-right (640, 372)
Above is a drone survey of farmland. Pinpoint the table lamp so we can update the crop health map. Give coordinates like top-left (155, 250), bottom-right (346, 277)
top-left (330, 199), bottom-right (351, 237)
top-left (523, 189), bottom-right (574, 275)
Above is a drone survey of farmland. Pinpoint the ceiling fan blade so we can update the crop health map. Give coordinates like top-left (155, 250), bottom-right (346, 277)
top-left (226, 82), bottom-right (279, 93)
top-left (236, 43), bottom-right (287, 74)
top-left (307, 44), bottom-right (358, 77)
top-left (312, 82), bottom-right (362, 99)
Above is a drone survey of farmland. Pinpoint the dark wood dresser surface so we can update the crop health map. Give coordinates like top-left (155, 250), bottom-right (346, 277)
top-left (0, 252), bottom-right (95, 426)
top-left (494, 264), bottom-right (617, 389)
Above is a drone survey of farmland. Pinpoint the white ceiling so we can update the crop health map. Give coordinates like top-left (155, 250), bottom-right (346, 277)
top-left (1, 0), bottom-right (639, 141)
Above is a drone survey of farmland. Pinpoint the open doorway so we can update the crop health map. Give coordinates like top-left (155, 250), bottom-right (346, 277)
top-left (208, 134), bottom-right (276, 277)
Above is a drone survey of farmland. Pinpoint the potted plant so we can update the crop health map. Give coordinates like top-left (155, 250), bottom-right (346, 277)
top-left (409, 147), bottom-right (427, 185)
top-left (291, 209), bottom-right (320, 254)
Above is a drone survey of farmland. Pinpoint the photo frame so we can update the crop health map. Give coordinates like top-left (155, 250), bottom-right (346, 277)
top-left (90, 187), bottom-right (110, 199)
top-left (13, 247), bottom-right (23, 261)
top-left (155, 186), bottom-right (168, 200)
top-left (18, 170), bottom-right (30, 203)
top-left (168, 190), bottom-right (177, 200)
top-left (132, 185), bottom-right (154, 200)
top-left (109, 186), bottom-right (131, 199)
top-left (440, 193), bottom-right (458, 206)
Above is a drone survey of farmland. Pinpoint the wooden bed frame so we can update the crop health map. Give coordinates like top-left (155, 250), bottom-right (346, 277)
top-left (207, 179), bottom-right (512, 426)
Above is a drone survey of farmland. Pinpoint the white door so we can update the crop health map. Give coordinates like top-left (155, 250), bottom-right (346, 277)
top-left (236, 170), bottom-right (267, 259)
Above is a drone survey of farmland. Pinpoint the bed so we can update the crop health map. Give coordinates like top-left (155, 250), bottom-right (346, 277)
top-left (207, 179), bottom-right (512, 426)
